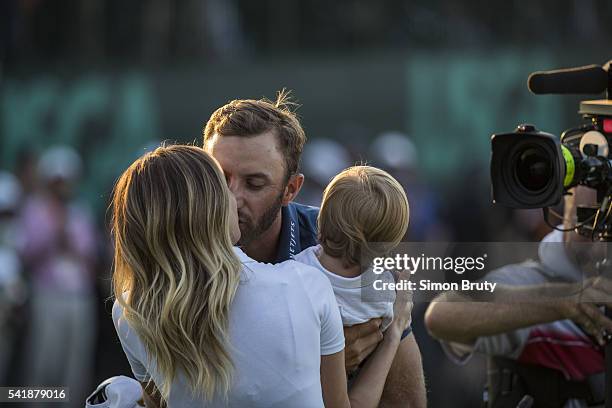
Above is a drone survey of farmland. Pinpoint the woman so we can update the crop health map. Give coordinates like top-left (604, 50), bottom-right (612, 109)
top-left (111, 145), bottom-right (411, 407)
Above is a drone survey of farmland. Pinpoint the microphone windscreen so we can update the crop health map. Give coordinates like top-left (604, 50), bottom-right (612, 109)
top-left (528, 64), bottom-right (607, 94)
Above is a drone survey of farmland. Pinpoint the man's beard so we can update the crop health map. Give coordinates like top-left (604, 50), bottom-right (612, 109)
top-left (238, 192), bottom-right (284, 247)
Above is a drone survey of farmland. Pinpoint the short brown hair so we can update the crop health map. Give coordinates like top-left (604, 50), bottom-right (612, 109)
top-left (318, 166), bottom-right (410, 267)
top-left (203, 90), bottom-right (306, 179)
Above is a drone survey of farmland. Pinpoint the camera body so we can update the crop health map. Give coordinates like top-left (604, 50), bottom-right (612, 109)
top-left (491, 124), bottom-right (569, 208)
top-left (491, 95), bottom-right (612, 239)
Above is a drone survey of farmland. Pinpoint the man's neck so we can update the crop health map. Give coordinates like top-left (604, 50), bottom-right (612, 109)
top-left (242, 213), bottom-right (283, 263)
top-left (317, 248), bottom-right (361, 278)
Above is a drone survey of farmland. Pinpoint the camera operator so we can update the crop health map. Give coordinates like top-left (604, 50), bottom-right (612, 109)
top-left (425, 186), bottom-right (611, 408)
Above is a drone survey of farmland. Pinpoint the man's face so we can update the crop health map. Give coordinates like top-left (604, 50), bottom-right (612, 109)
top-left (207, 131), bottom-right (287, 246)
top-left (563, 185), bottom-right (608, 275)
top-left (564, 185), bottom-right (598, 244)
top-left (211, 157), bottom-right (242, 245)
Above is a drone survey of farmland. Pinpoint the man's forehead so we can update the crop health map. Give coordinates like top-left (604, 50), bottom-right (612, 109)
top-left (207, 131), bottom-right (283, 154)
top-left (208, 132), bottom-right (285, 177)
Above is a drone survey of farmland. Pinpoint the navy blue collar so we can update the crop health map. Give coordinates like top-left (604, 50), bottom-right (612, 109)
top-left (274, 202), bottom-right (319, 263)
top-left (275, 205), bottom-right (300, 262)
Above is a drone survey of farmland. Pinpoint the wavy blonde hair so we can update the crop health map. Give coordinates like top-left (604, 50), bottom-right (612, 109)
top-left (111, 145), bottom-right (241, 402)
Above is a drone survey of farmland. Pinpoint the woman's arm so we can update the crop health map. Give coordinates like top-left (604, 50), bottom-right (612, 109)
top-left (351, 327), bottom-right (403, 405)
top-left (321, 351), bottom-right (351, 408)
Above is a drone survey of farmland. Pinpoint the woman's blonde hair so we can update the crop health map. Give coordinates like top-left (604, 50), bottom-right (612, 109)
top-left (111, 145), bottom-right (241, 402)
top-left (318, 166), bottom-right (409, 267)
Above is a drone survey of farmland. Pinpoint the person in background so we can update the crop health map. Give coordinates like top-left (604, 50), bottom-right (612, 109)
top-left (425, 186), bottom-right (611, 407)
top-left (299, 138), bottom-right (352, 207)
top-left (19, 146), bottom-right (98, 406)
top-left (0, 171), bottom-right (27, 384)
top-left (371, 131), bottom-right (446, 242)
top-left (14, 148), bottom-right (39, 198)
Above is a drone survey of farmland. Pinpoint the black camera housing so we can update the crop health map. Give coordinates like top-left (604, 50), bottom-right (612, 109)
top-left (491, 124), bottom-right (566, 208)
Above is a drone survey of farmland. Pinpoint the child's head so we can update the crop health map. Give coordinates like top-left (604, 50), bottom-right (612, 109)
top-left (318, 165), bottom-right (409, 267)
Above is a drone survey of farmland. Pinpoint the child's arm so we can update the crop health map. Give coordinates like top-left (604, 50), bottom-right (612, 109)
top-left (379, 333), bottom-right (427, 408)
top-left (321, 269), bottom-right (413, 408)
top-left (321, 328), bottom-right (403, 408)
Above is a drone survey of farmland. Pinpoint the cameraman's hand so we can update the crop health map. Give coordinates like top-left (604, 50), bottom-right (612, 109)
top-left (558, 277), bottom-right (612, 345)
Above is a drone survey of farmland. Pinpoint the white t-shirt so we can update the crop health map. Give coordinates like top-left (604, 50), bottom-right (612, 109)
top-left (112, 247), bottom-right (345, 408)
top-left (294, 245), bottom-right (397, 330)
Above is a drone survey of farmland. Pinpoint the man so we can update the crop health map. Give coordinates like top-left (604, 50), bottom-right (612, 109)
top-left (203, 91), bottom-right (426, 407)
top-left (425, 186), bottom-right (612, 407)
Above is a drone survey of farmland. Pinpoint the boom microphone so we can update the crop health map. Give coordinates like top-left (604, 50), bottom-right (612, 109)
top-left (528, 64), bottom-right (608, 95)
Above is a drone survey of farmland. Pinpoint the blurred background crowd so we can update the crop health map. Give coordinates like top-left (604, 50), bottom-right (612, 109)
top-left (0, 0), bottom-right (611, 406)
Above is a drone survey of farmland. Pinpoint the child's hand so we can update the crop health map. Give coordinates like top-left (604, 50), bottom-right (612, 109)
top-left (390, 269), bottom-right (413, 335)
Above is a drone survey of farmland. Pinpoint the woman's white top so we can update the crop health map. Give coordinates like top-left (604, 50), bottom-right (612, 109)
top-left (112, 247), bottom-right (345, 407)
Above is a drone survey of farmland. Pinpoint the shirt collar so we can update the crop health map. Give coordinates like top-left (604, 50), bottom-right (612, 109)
top-left (275, 205), bottom-right (301, 263)
top-left (233, 246), bottom-right (255, 263)
top-left (538, 229), bottom-right (582, 281)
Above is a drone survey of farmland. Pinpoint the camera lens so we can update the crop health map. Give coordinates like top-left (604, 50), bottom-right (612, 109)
top-left (514, 146), bottom-right (552, 192)
top-left (491, 129), bottom-right (564, 208)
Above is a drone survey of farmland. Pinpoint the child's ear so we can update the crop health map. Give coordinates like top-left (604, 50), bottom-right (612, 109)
top-left (282, 173), bottom-right (304, 205)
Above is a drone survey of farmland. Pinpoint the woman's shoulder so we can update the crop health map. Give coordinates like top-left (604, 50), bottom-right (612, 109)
top-left (111, 294), bottom-right (132, 335)
top-left (276, 257), bottom-right (334, 293)
top-left (111, 295), bottom-right (148, 355)
top-left (238, 248), bottom-right (331, 290)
